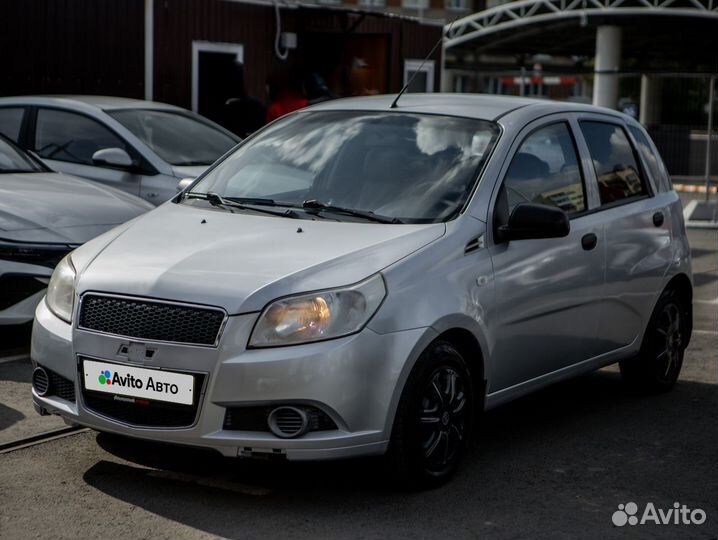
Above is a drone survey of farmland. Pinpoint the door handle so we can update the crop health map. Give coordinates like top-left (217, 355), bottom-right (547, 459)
top-left (653, 211), bottom-right (665, 227)
top-left (581, 233), bottom-right (598, 251)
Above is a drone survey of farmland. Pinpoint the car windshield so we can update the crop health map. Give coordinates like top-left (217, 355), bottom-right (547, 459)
top-left (0, 137), bottom-right (43, 173)
top-left (108, 109), bottom-right (238, 166)
top-left (189, 111), bottom-right (500, 223)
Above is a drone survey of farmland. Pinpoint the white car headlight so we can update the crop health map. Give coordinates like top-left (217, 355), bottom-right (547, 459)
top-left (249, 274), bottom-right (386, 348)
top-left (46, 255), bottom-right (76, 323)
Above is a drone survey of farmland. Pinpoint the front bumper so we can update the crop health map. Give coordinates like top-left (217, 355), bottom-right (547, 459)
top-left (31, 299), bottom-right (433, 460)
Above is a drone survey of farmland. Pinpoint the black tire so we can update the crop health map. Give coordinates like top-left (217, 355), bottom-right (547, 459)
top-left (619, 288), bottom-right (687, 393)
top-left (387, 340), bottom-right (475, 489)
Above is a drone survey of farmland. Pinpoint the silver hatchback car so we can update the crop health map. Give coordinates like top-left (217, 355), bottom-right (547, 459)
top-left (31, 94), bottom-right (692, 486)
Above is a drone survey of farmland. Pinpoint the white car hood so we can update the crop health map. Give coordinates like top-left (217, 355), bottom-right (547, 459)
top-left (76, 202), bottom-right (445, 313)
top-left (0, 172), bottom-right (152, 243)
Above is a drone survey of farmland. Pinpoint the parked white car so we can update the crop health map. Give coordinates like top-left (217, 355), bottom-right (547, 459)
top-left (0, 135), bottom-right (153, 325)
top-left (0, 96), bottom-right (240, 204)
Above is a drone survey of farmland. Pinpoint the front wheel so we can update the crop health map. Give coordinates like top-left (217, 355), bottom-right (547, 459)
top-left (387, 341), bottom-right (474, 489)
top-left (620, 288), bottom-right (687, 393)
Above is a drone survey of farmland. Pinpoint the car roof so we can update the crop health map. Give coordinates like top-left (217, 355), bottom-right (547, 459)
top-left (0, 95), bottom-right (184, 112)
top-left (306, 93), bottom-right (627, 123)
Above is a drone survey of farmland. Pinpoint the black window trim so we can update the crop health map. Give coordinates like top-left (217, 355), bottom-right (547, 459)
top-left (29, 105), bottom-right (158, 175)
top-left (496, 119), bottom-right (590, 223)
top-left (577, 118), bottom-right (655, 209)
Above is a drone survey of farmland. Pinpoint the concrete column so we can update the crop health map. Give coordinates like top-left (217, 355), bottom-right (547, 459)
top-left (593, 25), bottom-right (622, 109)
top-left (144, 0), bottom-right (154, 101)
top-left (639, 75), bottom-right (662, 126)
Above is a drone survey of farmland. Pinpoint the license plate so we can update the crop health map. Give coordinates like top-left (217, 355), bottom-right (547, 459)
top-left (83, 359), bottom-right (195, 405)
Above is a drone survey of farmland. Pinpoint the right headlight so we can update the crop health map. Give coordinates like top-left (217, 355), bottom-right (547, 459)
top-left (45, 255), bottom-right (76, 323)
top-left (249, 274), bottom-right (386, 348)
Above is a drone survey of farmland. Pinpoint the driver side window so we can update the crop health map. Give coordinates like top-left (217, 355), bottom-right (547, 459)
top-left (501, 122), bottom-right (586, 218)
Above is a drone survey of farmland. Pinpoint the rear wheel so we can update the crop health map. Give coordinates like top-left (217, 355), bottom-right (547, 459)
top-left (620, 288), bottom-right (686, 393)
top-left (387, 340), bottom-right (474, 489)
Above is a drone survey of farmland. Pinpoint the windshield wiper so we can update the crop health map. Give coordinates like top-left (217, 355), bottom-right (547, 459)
top-left (185, 192), bottom-right (300, 219)
top-left (301, 199), bottom-right (403, 224)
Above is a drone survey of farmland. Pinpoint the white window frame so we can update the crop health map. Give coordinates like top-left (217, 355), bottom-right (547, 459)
top-left (191, 41), bottom-right (244, 113)
top-left (358, 0), bottom-right (386, 6)
top-left (403, 60), bottom-right (435, 93)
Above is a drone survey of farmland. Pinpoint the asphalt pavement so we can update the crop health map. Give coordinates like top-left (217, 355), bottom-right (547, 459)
top-left (0, 219), bottom-right (715, 540)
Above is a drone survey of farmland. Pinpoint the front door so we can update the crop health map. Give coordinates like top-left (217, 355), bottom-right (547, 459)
top-left (33, 107), bottom-right (143, 196)
top-left (487, 119), bottom-right (606, 392)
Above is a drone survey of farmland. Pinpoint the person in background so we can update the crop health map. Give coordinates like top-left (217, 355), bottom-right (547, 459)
top-left (224, 62), bottom-right (266, 138)
top-left (266, 77), bottom-right (308, 123)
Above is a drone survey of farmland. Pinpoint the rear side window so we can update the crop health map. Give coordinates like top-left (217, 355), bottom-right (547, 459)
top-left (628, 125), bottom-right (670, 191)
top-left (502, 122), bottom-right (586, 216)
top-left (35, 108), bottom-right (130, 166)
top-left (0, 108), bottom-right (25, 143)
top-left (579, 121), bottom-right (647, 205)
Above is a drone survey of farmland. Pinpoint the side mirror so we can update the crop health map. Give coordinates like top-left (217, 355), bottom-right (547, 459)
top-left (176, 177), bottom-right (194, 193)
top-left (497, 203), bottom-right (570, 242)
top-left (92, 147), bottom-right (133, 168)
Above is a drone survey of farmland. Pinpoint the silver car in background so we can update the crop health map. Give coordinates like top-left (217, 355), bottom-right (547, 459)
top-left (0, 96), bottom-right (239, 204)
top-left (0, 135), bottom-right (152, 325)
top-left (31, 94), bottom-right (692, 487)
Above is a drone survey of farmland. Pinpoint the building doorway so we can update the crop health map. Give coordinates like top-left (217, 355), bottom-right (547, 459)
top-left (191, 41), bottom-right (244, 126)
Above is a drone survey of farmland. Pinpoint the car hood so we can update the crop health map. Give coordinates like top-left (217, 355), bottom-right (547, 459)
top-left (171, 165), bottom-right (209, 179)
top-left (75, 202), bottom-right (445, 313)
top-left (0, 172), bottom-right (152, 243)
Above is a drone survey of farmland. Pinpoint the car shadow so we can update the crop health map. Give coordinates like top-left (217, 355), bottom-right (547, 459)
top-left (82, 369), bottom-right (718, 539)
top-left (0, 401), bottom-right (25, 431)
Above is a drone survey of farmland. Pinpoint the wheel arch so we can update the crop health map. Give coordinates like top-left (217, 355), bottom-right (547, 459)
top-left (663, 272), bottom-right (693, 348)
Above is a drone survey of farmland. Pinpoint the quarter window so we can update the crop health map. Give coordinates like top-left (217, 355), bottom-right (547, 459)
top-left (579, 121), bottom-right (647, 205)
top-left (628, 124), bottom-right (670, 190)
top-left (503, 122), bottom-right (586, 216)
top-left (0, 108), bottom-right (25, 143)
top-left (35, 109), bottom-right (130, 166)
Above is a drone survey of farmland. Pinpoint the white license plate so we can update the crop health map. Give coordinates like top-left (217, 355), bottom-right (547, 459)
top-left (83, 359), bottom-right (195, 406)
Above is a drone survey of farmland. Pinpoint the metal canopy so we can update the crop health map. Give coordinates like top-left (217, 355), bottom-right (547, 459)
top-left (444, 0), bottom-right (718, 49)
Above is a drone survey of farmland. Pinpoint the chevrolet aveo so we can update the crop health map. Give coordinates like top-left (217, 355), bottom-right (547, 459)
top-left (31, 95), bottom-right (692, 487)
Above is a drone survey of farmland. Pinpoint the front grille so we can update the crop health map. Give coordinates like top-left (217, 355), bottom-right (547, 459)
top-left (223, 405), bottom-right (337, 432)
top-left (79, 294), bottom-right (225, 346)
top-left (0, 241), bottom-right (74, 268)
top-left (0, 275), bottom-right (47, 310)
top-left (82, 374), bottom-right (204, 428)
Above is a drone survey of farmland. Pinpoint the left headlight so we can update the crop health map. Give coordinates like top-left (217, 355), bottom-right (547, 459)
top-left (46, 255), bottom-right (76, 323)
top-left (249, 274), bottom-right (386, 348)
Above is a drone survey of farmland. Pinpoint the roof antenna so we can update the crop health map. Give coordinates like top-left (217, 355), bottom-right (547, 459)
top-left (390, 18), bottom-right (456, 109)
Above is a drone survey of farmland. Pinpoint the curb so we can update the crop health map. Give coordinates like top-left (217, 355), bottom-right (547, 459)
top-left (673, 183), bottom-right (717, 194)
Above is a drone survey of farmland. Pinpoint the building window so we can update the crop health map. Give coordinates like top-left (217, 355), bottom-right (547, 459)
top-left (359, 0), bottom-right (386, 6)
top-left (402, 0), bottom-right (430, 9)
top-left (316, 0), bottom-right (343, 4)
top-left (446, 0), bottom-right (469, 10)
top-left (404, 60), bottom-right (435, 93)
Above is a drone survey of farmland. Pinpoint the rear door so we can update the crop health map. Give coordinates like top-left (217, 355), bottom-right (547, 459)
top-left (575, 115), bottom-right (673, 351)
top-left (487, 116), bottom-right (607, 392)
